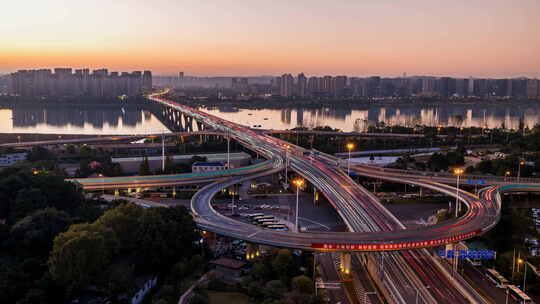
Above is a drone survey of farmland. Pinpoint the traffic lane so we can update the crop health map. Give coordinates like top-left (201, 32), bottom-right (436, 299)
top-left (317, 253), bottom-right (351, 304)
top-left (461, 262), bottom-right (518, 304)
top-left (157, 94), bottom-right (483, 303)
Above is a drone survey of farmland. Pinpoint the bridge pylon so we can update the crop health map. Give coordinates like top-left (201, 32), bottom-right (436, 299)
top-left (340, 252), bottom-right (351, 275)
top-left (246, 243), bottom-right (260, 260)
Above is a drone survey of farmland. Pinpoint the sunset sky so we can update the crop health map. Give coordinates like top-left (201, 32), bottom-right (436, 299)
top-left (1, 0), bottom-right (539, 77)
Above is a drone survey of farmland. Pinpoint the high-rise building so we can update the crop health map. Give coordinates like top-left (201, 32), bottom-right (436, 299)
top-left (333, 76), bottom-right (347, 97)
top-left (307, 76), bottom-right (321, 95)
top-left (438, 77), bottom-right (456, 98)
top-left (142, 71), bottom-right (153, 90)
top-left (8, 68), bottom-right (150, 98)
top-left (322, 76), bottom-right (333, 94)
top-left (297, 73), bottom-right (307, 97)
top-left (526, 79), bottom-right (539, 99)
top-left (279, 74), bottom-right (294, 97)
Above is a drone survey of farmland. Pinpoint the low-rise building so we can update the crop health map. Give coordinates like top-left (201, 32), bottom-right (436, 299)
top-left (111, 152), bottom-right (251, 174)
top-left (0, 152), bottom-right (28, 167)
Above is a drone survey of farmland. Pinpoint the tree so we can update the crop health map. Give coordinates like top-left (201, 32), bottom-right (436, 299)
top-left (10, 208), bottom-right (72, 257)
top-left (272, 249), bottom-right (294, 284)
top-left (98, 262), bottom-right (136, 299)
top-left (139, 157), bottom-right (151, 175)
top-left (48, 223), bottom-right (118, 294)
top-left (263, 280), bottom-right (287, 300)
top-left (252, 261), bottom-right (272, 281)
top-left (10, 188), bottom-right (47, 222)
top-left (27, 146), bottom-right (56, 162)
top-left (96, 203), bottom-right (143, 251)
top-left (79, 146), bottom-right (95, 158)
top-left (135, 206), bottom-right (199, 271)
top-left (291, 275), bottom-right (313, 294)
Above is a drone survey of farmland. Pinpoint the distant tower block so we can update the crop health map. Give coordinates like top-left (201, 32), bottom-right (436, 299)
top-left (178, 72), bottom-right (184, 88)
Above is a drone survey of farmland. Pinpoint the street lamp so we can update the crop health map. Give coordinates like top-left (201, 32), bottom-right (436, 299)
top-left (293, 178), bottom-right (304, 233)
top-left (346, 143), bottom-right (355, 176)
top-left (453, 168), bottom-right (464, 217)
top-left (518, 258), bottom-right (528, 292)
top-left (284, 144), bottom-right (290, 186)
top-left (518, 160), bottom-right (526, 182)
top-left (98, 173), bottom-right (105, 196)
top-left (505, 170), bottom-right (511, 182)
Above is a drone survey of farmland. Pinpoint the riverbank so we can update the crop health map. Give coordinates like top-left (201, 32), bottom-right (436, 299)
top-left (171, 96), bottom-right (540, 110)
top-left (0, 133), bottom-right (122, 145)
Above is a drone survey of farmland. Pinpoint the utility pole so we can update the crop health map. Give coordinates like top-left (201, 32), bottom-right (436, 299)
top-left (161, 132), bottom-right (165, 172)
top-left (227, 131), bottom-right (231, 169)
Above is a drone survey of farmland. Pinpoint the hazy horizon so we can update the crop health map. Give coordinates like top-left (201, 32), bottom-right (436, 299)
top-left (2, 0), bottom-right (539, 78)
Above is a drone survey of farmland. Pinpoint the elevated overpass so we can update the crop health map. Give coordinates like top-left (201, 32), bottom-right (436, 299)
top-left (70, 160), bottom-right (274, 190)
top-left (0, 131), bottom-right (225, 148)
top-left (350, 163), bottom-right (540, 186)
top-left (16, 90), bottom-right (534, 304)
top-left (150, 92), bottom-right (501, 304)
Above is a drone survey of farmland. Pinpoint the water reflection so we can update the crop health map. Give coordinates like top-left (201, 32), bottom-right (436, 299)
top-left (0, 105), bottom-right (168, 134)
top-left (202, 104), bottom-right (540, 132)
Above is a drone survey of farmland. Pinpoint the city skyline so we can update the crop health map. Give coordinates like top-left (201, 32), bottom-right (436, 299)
top-left (2, 0), bottom-right (539, 77)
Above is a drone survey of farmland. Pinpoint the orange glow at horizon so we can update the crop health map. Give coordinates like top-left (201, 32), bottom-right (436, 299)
top-left (1, 0), bottom-right (539, 77)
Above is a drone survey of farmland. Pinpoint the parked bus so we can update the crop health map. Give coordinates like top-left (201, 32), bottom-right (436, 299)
top-left (506, 285), bottom-right (533, 304)
top-left (258, 218), bottom-right (279, 224)
top-left (251, 215), bottom-right (274, 222)
top-left (260, 221), bottom-right (280, 227)
top-left (485, 269), bottom-right (509, 288)
top-left (267, 224), bottom-right (288, 231)
top-left (247, 213), bottom-right (264, 219)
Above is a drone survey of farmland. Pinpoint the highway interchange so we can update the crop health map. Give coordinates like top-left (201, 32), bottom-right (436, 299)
top-left (150, 92), bottom-right (523, 303)
top-left (19, 91), bottom-right (539, 303)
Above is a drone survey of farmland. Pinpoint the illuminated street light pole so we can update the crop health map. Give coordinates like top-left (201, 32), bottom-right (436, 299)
top-left (346, 143), bottom-right (355, 176)
top-left (161, 132), bottom-right (165, 172)
top-left (518, 258), bottom-right (528, 292)
top-left (454, 168), bottom-right (464, 217)
top-left (227, 130), bottom-right (231, 170)
top-left (98, 173), bottom-right (105, 196)
top-left (293, 178), bottom-right (304, 233)
top-left (505, 170), bottom-right (511, 182)
top-left (518, 160), bottom-right (525, 182)
top-left (284, 145), bottom-right (290, 186)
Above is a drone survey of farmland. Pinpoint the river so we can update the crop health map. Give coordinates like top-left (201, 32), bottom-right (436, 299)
top-left (1, 102), bottom-right (540, 134)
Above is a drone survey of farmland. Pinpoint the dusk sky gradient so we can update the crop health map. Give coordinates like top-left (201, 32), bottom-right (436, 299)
top-left (1, 0), bottom-right (539, 77)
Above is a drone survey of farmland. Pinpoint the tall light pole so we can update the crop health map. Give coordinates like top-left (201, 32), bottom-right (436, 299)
top-left (98, 173), bottom-right (105, 196)
top-left (518, 160), bottom-right (525, 182)
top-left (227, 130), bottom-right (231, 170)
top-left (346, 143), bottom-right (355, 176)
top-left (293, 178), bottom-right (304, 233)
top-left (518, 258), bottom-right (528, 292)
top-left (454, 168), bottom-right (464, 217)
top-left (284, 145), bottom-right (290, 186)
top-left (161, 132), bottom-right (165, 172)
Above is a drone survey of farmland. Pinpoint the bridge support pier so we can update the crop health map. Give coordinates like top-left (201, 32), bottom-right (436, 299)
top-left (339, 252), bottom-right (351, 275)
top-left (246, 243), bottom-right (260, 260)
